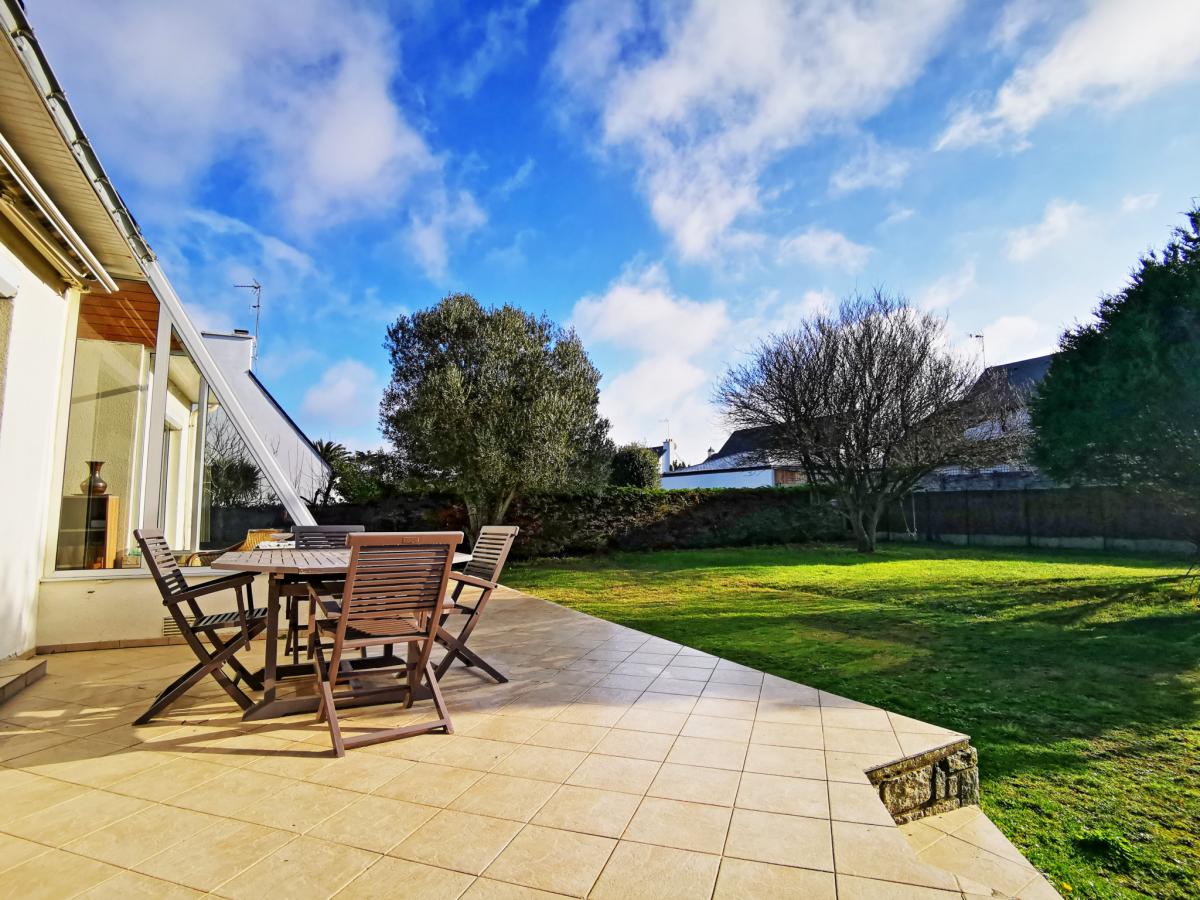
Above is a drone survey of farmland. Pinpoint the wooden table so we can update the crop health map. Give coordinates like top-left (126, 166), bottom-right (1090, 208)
top-left (212, 548), bottom-right (471, 721)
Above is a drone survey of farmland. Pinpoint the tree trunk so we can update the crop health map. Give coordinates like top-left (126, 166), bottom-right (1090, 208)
top-left (848, 507), bottom-right (874, 553)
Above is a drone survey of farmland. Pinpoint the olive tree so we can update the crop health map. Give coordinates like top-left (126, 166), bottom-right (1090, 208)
top-left (718, 290), bottom-right (1018, 552)
top-left (381, 294), bottom-right (612, 536)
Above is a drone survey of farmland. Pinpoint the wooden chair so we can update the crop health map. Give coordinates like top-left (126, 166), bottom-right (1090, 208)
top-left (309, 531), bottom-right (461, 756)
top-left (435, 525), bottom-right (519, 683)
top-left (281, 525), bottom-right (364, 663)
top-left (133, 528), bottom-right (268, 724)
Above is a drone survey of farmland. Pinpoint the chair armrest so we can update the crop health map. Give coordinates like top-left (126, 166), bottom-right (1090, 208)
top-left (448, 572), bottom-right (497, 591)
top-left (173, 571), bottom-right (255, 602)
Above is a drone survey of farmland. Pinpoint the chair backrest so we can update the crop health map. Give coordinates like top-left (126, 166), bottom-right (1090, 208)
top-left (464, 525), bottom-right (519, 583)
top-left (339, 532), bottom-right (463, 645)
top-left (134, 528), bottom-right (189, 601)
top-left (293, 524), bottom-right (365, 549)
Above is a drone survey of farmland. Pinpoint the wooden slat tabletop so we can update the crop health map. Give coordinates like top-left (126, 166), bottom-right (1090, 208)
top-left (211, 548), bottom-right (471, 576)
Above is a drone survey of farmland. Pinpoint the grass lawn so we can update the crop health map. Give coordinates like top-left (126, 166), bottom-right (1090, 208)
top-left (506, 542), bottom-right (1199, 900)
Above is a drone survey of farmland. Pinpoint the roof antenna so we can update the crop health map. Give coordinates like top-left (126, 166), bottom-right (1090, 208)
top-left (968, 332), bottom-right (986, 368)
top-left (660, 417), bottom-right (671, 443)
top-left (235, 279), bottom-right (262, 366)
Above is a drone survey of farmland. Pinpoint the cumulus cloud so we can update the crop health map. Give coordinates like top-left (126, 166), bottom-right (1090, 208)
top-left (778, 227), bottom-right (873, 272)
top-left (830, 137), bottom-right (913, 193)
top-left (918, 261), bottom-right (977, 309)
top-left (938, 0), bottom-right (1200, 150)
top-left (301, 359), bottom-right (384, 433)
top-left (30, 0), bottom-right (481, 270)
top-left (552, 0), bottom-right (959, 258)
top-left (1006, 199), bottom-right (1085, 261)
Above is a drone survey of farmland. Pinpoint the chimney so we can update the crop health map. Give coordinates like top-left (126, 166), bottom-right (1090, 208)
top-left (661, 438), bottom-right (673, 474)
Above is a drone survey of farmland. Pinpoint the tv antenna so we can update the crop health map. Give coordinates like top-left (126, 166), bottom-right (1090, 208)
top-left (660, 417), bottom-right (671, 442)
top-left (968, 332), bottom-right (986, 367)
top-left (235, 279), bottom-right (262, 364)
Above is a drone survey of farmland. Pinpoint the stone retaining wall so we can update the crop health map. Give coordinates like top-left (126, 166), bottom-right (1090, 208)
top-left (867, 738), bottom-right (980, 824)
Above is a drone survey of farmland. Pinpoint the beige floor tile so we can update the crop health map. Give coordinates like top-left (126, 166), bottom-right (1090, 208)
top-left (0, 768), bottom-right (89, 819)
top-left (314, 795), bottom-right (439, 852)
top-left (566, 754), bottom-right (660, 794)
top-left (231, 780), bottom-right (360, 832)
top-left (107, 756), bottom-right (230, 802)
top-left (917, 833), bottom-right (1038, 896)
top-left (613, 707), bottom-right (687, 735)
top-left (392, 809), bottom-right (523, 875)
top-left (421, 735), bottom-right (512, 770)
top-left (755, 700), bottom-right (823, 726)
top-left (64, 803), bottom-right (221, 867)
top-left (647, 677), bottom-right (705, 696)
top-left (76, 869), bottom-right (204, 899)
top-left (821, 707), bottom-right (893, 731)
top-left (491, 744), bottom-right (587, 782)
top-left (823, 726), bottom-right (902, 756)
top-left (8, 738), bottom-right (167, 788)
top-left (525, 721), bottom-right (606, 752)
top-left (134, 819), bottom-right (293, 891)
top-left (483, 824), bottom-right (615, 897)
top-left (824, 751), bottom-right (888, 784)
top-left (624, 796), bottom-right (732, 854)
top-left (836, 874), bottom-right (963, 899)
top-left (339, 855), bottom-right (475, 899)
top-left (592, 728), bottom-right (676, 762)
top-left (707, 668), bottom-right (763, 686)
top-left (0, 832), bottom-right (48, 873)
top-left (665, 735), bottom-right (747, 771)
top-left (899, 819), bottom-right (946, 853)
top-left (724, 809), bottom-right (834, 871)
top-left (680, 713), bottom-right (753, 742)
top-left (647, 762), bottom-right (740, 806)
top-left (701, 681), bottom-right (760, 702)
top-left (165, 766), bottom-right (294, 815)
top-left (658, 665), bottom-right (712, 682)
top-left (375, 761), bottom-right (484, 806)
top-left (590, 841), bottom-right (720, 900)
top-left (306, 752), bottom-right (412, 792)
top-left (549, 701), bottom-right (627, 727)
top-left (465, 714), bottom-right (546, 743)
top-left (5, 787), bottom-right (149, 846)
top-left (0, 848), bottom-right (123, 899)
top-left (598, 674), bottom-right (655, 692)
top-left (751, 720), bottom-right (825, 749)
top-left (450, 773), bottom-right (559, 822)
top-left (531, 785), bottom-right (640, 838)
top-left (946, 810), bottom-right (1032, 864)
top-left (744, 743), bottom-right (826, 779)
top-left (215, 835), bottom-right (377, 900)
top-left (632, 692), bottom-right (698, 714)
top-left (832, 821), bottom-right (959, 891)
top-left (690, 697), bottom-right (757, 720)
top-left (714, 858), bottom-right (837, 899)
top-left (462, 877), bottom-right (567, 898)
top-left (829, 781), bottom-right (894, 825)
top-left (735, 772), bottom-right (829, 818)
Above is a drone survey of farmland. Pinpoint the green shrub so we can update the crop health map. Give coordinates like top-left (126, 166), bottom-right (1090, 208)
top-left (609, 444), bottom-right (662, 488)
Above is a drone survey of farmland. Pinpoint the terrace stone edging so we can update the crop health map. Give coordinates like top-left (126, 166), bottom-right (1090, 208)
top-left (867, 736), bottom-right (980, 824)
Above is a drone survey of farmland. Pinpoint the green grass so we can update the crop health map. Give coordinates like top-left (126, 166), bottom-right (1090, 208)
top-left (506, 542), bottom-right (1200, 899)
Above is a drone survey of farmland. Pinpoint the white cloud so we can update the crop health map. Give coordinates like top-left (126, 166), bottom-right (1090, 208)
top-left (918, 261), bottom-right (976, 310)
top-left (452, 0), bottom-right (541, 97)
top-left (830, 137), bottom-right (913, 193)
top-left (988, 0), bottom-right (1053, 51)
top-left (29, 0), bottom-right (480, 271)
top-left (301, 359), bottom-right (383, 432)
top-left (1006, 199), bottom-right (1084, 262)
top-left (405, 191), bottom-right (488, 281)
top-left (779, 227), bottom-right (873, 272)
top-left (1121, 192), bottom-right (1159, 213)
top-left (496, 158), bottom-right (536, 198)
top-left (977, 315), bottom-right (1059, 366)
top-left (938, 0), bottom-right (1200, 150)
top-left (553, 0), bottom-right (960, 258)
top-left (882, 206), bottom-right (916, 227)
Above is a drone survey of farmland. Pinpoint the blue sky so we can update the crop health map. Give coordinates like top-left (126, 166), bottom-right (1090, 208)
top-left (29, 0), bottom-right (1200, 459)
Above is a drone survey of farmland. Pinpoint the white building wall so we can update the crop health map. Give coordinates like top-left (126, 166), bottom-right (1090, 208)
top-left (0, 226), bottom-right (71, 658)
top-left (660, 468), bottom-right (775, 490)
top-left (203, 332), bottom-right (328, 501)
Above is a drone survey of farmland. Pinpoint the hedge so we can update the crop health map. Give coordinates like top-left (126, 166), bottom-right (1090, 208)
top-left (312, 485), bottom-right (844, 558)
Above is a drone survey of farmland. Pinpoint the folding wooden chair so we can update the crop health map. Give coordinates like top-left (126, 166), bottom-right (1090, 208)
top-left (133, 528), bottom-right (267, 724)
top-left (310, 531), bottom-right (461, 756)
top-left (281, 524), bottom-right (364, 663)
top-left (435, 525), bottom-right (519, 683)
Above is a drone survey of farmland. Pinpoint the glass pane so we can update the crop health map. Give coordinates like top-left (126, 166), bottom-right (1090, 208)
top-left (163, 330), bottom-right (282, 567)
top-left (55, 290), bottom-right (156, 570)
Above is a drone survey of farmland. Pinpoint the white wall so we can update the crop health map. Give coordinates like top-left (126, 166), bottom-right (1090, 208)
top-left (203, 332), bottom-right (328, 501)
top-left (0, 223), bottom-right (71, 658)
top-left (660, 468), bottom-right (775, 490)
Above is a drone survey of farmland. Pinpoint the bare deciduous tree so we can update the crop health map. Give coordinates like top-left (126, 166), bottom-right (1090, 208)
top-left (718, 290), bottom-right (1020, 552)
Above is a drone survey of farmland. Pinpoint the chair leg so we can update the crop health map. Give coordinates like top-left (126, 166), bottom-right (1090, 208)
top-left (136, 627), bottom-right (256, 724)
top-left (313, 650), bottom-right (345, 757)
top-left (424, 661), bottom-right (454, 734)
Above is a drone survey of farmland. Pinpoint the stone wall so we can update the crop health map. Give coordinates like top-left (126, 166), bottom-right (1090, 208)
top-left (867, 738), bottom-right (980, 824)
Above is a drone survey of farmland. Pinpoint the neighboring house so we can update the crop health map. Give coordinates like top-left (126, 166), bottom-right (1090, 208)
top-left (661, 427), bottom-right (805, 490)
top-left (643, 438), bottom-right (675, 475)
top-left (0, 2), bottom-right (317, 659)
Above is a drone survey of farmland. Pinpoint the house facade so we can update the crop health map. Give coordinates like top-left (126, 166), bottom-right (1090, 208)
top-left (0, 3), bottom-right (323, 659)
top-left (661, 427), bottom-right (805, 490)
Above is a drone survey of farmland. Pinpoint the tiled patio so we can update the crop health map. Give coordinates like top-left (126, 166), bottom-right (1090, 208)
top-left (0, 589), bottom-right (1057, 899)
